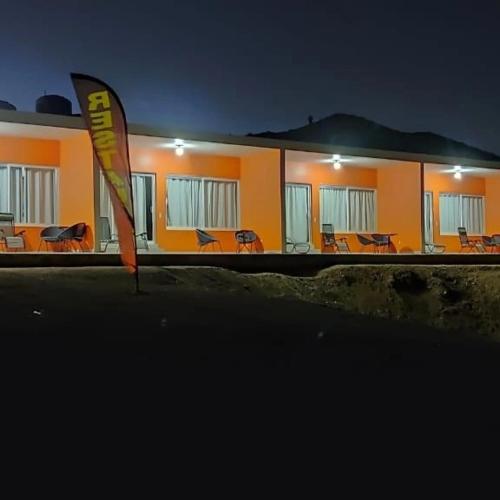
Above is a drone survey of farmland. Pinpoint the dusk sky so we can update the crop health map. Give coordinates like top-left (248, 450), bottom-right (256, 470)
top-left (2, 0), bottom-right (500, 153)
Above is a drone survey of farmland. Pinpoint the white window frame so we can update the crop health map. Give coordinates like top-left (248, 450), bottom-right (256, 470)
top-left (439, 192), bottom-right (485, 236)
top-left (166, 175), bottom-right (240, 231)
top-left (319, 184), bottom-right (377, 233)
top-left (0, 163), bottom-right (59, 226)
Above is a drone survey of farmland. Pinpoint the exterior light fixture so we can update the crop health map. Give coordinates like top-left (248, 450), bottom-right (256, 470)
top-left (453, 165), bottom-right (463, 180)
top-left (174, 139), bottom-right (185, 157)
top-left (332, 154), bottom-right (342, 170)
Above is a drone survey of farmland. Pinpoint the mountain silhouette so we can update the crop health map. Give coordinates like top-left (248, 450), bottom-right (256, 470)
top-left (251, 114), bottom-right (500, 161)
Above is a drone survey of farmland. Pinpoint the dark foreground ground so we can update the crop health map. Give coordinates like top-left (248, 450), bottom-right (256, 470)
top-left (2, 266), bottom-right (500, 437)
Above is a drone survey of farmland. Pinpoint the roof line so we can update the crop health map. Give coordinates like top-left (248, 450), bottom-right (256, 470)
top-left (1, 109), bottom-right (499, 169)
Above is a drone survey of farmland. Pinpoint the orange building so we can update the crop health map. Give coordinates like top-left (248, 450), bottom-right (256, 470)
top-left (0, 109), bottom-right (499, 256)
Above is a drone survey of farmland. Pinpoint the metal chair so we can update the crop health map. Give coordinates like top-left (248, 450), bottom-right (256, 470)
top-left (39, 226), bottom-right (65, 251)
top-left (100, 216), bottom-right (149, 252)
top-left (458, 227), bottom-right (484, 253)
top-left (356, 234), bottom-right (377, 253)
top-left (321, 224), bottom-right (350, 253)
top-left (425, 241), bottom-right (446, 254)
top-left (285, 237), bottom-right (310, 255)
top-left (235, 230), bottom-right (257, 253)
top-left (371, 234), bottom-right (391, 253)
top-left (196, 229), bottom-right (222, 252)
top-left (0, 213), bottom-right (26, 251)
top-left (58, 223), bottom-right (88, 252)
top-left (481, 236), bottom-right (497, 253)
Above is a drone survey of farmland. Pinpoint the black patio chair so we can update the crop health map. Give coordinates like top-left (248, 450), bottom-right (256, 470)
top-left (356, 234), bottom-right (377, 253)
top-left (196, 229), bottom-right (222, 252)
top-left (458, 227), bottom-right (484, 253)
top-left (0, 213), bottom-right (26, 251)
top-left (321, 224), bottom-right (350, 253)
top-left (235, 230), bottom-right (257, 253)
top-left (371, 234), bottom-right (391, 253)
top-left (39, 226), bottom-right (65, 251)
top-left (58, 223), bottom-right (88, 252)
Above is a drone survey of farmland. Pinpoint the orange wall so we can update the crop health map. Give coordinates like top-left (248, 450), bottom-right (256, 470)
top-left (424, 171), bottom-right (486, 252)
top-left (130, 146), bottom-right (242, 252)
top-left (286, 161), bottom-right (377, 251)
top-left (486, 176), bottom-right (500, 236)
top-left (0, 136), bottom-right (59, 166)
top-left (59, 133), bottom-right (95, 250)
top-left (240, 149), bottom-right (282, 252)
top-left (377, 163), bottom-right (422, 253)
top-left (0, 136), bottom-right (60, 250)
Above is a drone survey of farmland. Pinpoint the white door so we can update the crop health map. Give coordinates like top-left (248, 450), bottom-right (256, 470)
top-left (100, 173), bottom-right (155, 242)
top-left (286, 183), bottom-right (311, 244)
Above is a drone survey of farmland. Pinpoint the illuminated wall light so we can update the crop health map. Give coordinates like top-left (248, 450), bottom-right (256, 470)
top-left (174, 139), bottom-right (185, 157)
top-left (454, 171), bottom-right (463, 180)
top-left (333, 161), bottom-right (342, 170)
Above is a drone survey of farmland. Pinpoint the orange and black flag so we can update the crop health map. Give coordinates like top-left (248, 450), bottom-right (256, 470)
top-left (71, 73), bottom-right (138, 287)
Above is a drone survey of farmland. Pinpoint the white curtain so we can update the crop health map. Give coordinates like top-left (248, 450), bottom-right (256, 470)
top-left (132, 175), bottom-right (147, 236)
top-left (25, 168), bottom-right (55, 225)
top-left (0, 167), bottom-right (8, 213)
top-left (204, 180), bottom-right (238, 228)
top-left (349, 189), bottom-right (375, 232)
top-left (9, 167), bottom-right (23, 223)
top-left (286, 184), bottom-right (310, 243)
top-left (461, 195), bottom-right (484, 235)
top-left (320, 187), bottom-right (348, 232)
top-left (167, 177), bottom-right (202, 228)
top-left (424, 191), bottom-right (434, 243)
top-left (100, 174), bottom-right (117, 236)
top-left (439, 194), bottom-right (461, 234)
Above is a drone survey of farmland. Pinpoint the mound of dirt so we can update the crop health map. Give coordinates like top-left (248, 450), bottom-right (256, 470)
top-left (160, 265), bottom-right (500, 339)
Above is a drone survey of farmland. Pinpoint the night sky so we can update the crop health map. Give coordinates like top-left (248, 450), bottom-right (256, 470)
top-left (2, 0), bottom-right (500, 153)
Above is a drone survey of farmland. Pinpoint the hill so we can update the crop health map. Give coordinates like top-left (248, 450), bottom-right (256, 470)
top-left (251, 113), bottom-right (500, 161)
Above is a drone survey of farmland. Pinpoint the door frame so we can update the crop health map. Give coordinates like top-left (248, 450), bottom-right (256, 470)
top-left (132, 172), bottom-right (156, 243)
top-left (285, 182), bottom-right (312, 244)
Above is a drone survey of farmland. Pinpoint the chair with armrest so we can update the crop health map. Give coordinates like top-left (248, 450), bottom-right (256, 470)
top-left (0, 213), bottom-right (26, 251)
top-left (321, 224), bottom-right (350, 253)
top-left (458, 227), bottom-right (484, 253)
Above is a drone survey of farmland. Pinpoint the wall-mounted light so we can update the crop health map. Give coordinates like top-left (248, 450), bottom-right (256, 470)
top-left (175, 139), bottom-right (185, 157)
top-left (453, 165), bottom-right (463, 180)
top-left (333, 161), bottom-right (342, 170)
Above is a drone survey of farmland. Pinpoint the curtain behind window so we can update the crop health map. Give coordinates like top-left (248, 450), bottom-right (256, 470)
top-left (320, 187), bottom-right (348, 232)
top-left (167, 177), bottom-right (202, 228)
top-left (461, 195), bottom-right (484, 235)
top-left (204, 180), bottom-right (238, 228)
top-left (0, 167), bottom-right (8, 213)
top-left (424, 192), bottom-right (434, 243)
top-left (25, 168), bottom-right (55, 224)
top-left (286, 184), bottom-right (310, 243)
top-left (132, 175), bottom-right (147, 236)
top-left (10, 167), bottom-right (24, 223)
top-left (348, 189), bottom-right (375, 232)
top-left (439, 194), bottom-right (461, 234)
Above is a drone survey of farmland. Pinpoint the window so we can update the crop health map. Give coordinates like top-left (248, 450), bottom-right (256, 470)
top-left (424, 191), bottom-right (434, 243)
top-left (439, 193), bottom-right (484, 235)
top-left (167, 176), bottom-right (239, 229)
top-left (320, 186), bottom-right (376, 232)
top-left (0, 165), bottom-right (57, 224)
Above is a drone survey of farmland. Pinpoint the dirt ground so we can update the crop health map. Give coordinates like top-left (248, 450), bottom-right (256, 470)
top-left (2, 265), bottom-right (500, 430)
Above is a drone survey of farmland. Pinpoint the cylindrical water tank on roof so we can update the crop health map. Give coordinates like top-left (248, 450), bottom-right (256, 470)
top-left (0, 100), bottom-right (16, 111)
top-left (36, 95), bottom-right (72, 115)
